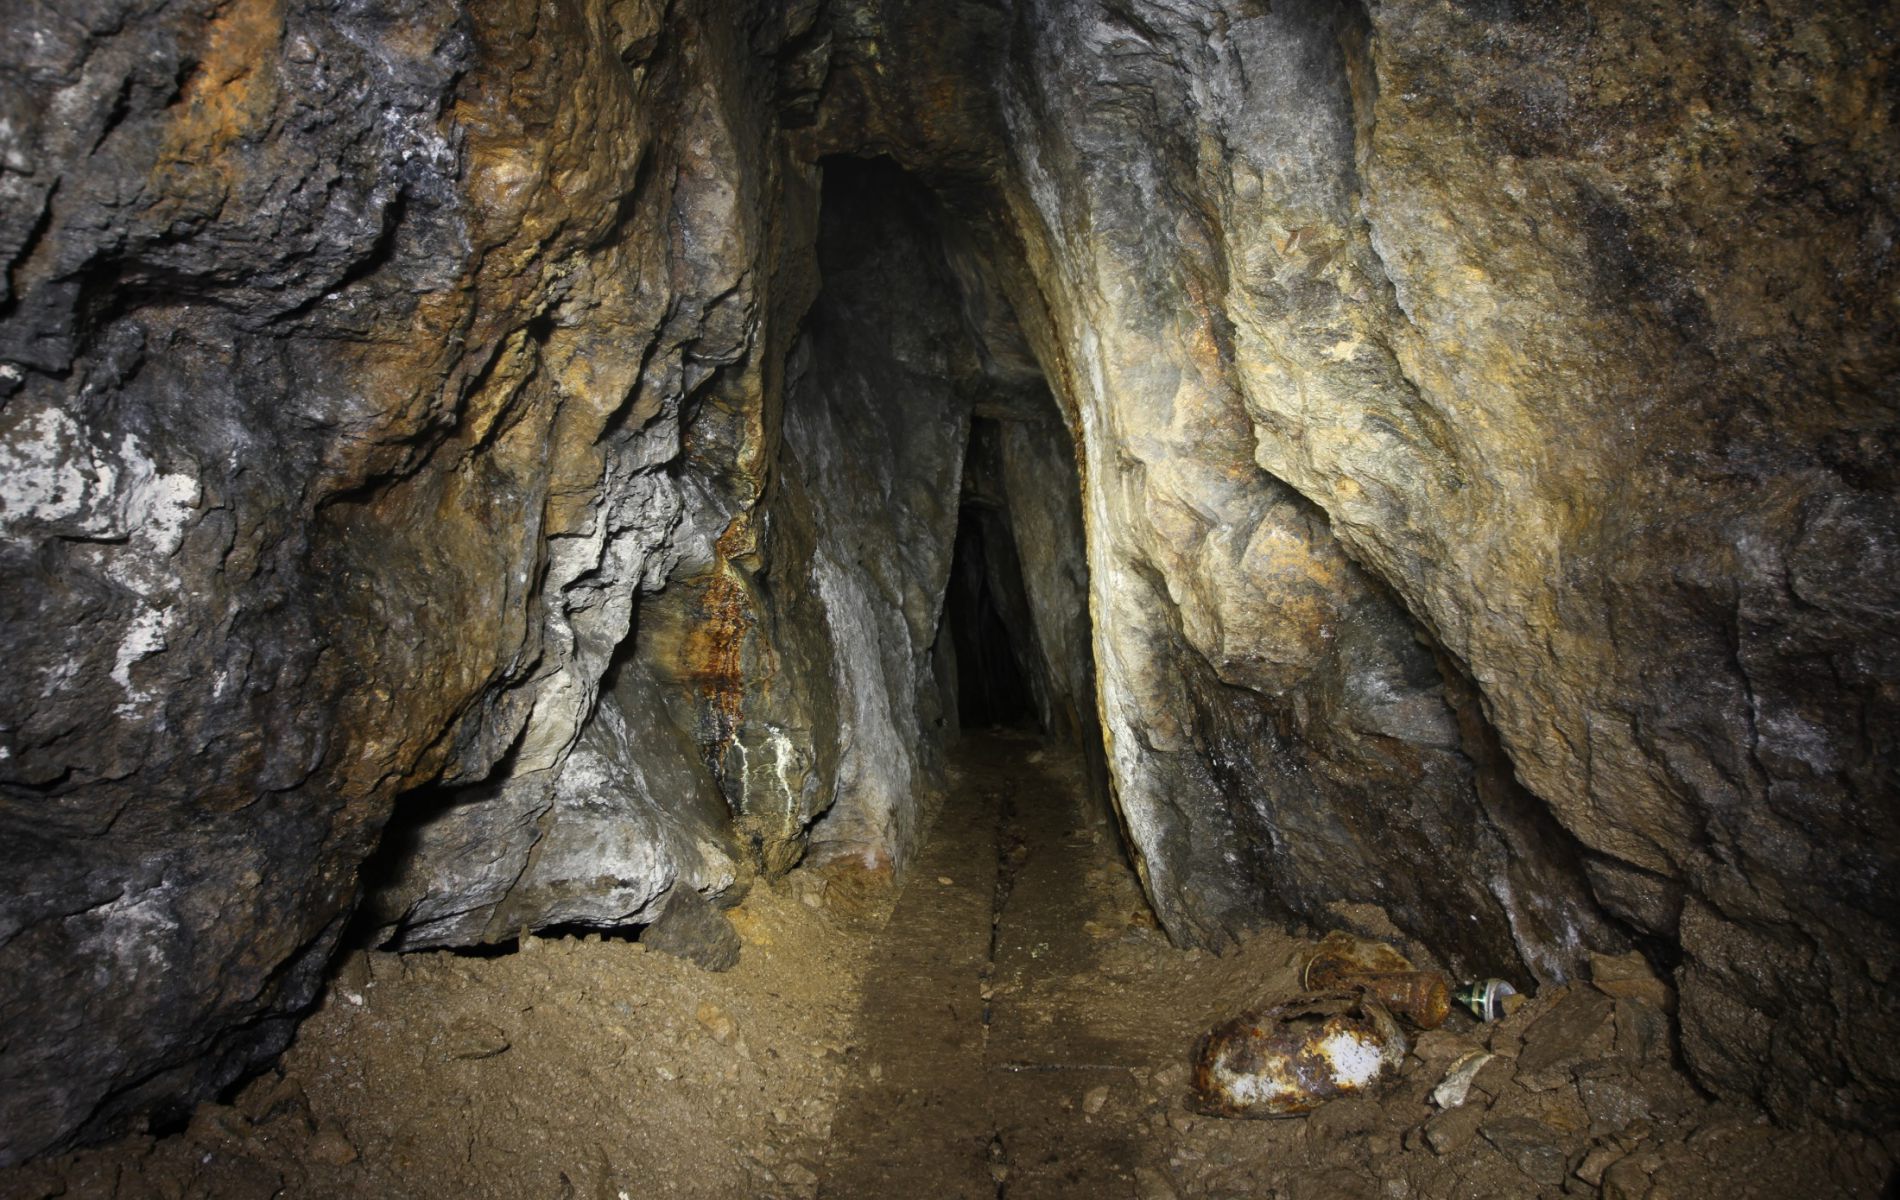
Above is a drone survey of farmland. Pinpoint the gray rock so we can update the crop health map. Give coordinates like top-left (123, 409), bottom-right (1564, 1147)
top-left (641, 885), bottom-right (742, 973)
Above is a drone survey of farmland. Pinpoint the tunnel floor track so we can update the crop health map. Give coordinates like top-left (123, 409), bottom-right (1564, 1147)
top-left (817, 730), bottom-right (1183, 1198)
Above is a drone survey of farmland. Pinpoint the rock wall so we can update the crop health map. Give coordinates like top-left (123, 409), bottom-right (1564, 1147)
top-left (810, 0), bottom-right (1900, 1128)
top-left (699, 158), bottom-right (978, 874)
top-left (0, 0), bottom-right (1894, 1162)
top-left (0, 0), bottom-right (823, 1164)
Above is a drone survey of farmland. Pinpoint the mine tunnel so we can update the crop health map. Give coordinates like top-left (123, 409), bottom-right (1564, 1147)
top-left (1, 1), bottom-right (1897, 1197)
top-left (944, 498), bottom-right (1038, 731)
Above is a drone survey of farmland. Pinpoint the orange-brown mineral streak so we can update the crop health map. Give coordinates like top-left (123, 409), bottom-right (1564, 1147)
top-left (162, 0), bottom-right (285, 174)
top-left (682, 517), bottom-right (757, 774)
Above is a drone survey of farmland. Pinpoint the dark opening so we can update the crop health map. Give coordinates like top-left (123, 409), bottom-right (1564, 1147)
top-left (944, 503), bottom-right (1036, 729)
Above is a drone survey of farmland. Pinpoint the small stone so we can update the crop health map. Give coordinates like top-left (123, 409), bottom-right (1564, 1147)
top-left (308, 1122), bottom-right (359, 1166)
top-left (1411, 1029), bottom-right (1483, 1066)
top-left (780, 1162), bottom-right (817, 1187)
top-left (1431, 1051), bottom-right (1495, 1109)
top-left (696, 1002), bottom-right (737, 1044)
top-left (1614, 996), bottom-right (1672, 1063)
top-left (1482, 1116), bottom-right (1568, 1188)
top-left (1471, 1052), bottom-right (1517, 1098)
top-left (185, 1103), bottom-right (249, 1145)
top-left (1576, 1064), bottom-right (1653, 1133)
top-left (236, 1074), bottom-right (311, 1127)
top-left (1133, 1166), bottom-right (1179, 1199)
top-left (1083, 1084), bottom-right (1109, 1114)
top-left (1575, 1143), bottom-right (1626, 1187)
top-left (643, 887), bottom-right (742, 971)
top-left (938, 876), bottom-right (954, 886)
top-left (443, 1016), bottom-right (511, 1060)
top-left (1516, 987), bottom-right (1614, 1088)
top-left (1601, 1156), bottom-right (1653, 1200)
top-left (1423, 1103), bottom-right (1484, 1155)
top-left (1152, 1062), bottom-right (1190, 1099)
top-left (1589, 952), bottom-right (1675, 1011)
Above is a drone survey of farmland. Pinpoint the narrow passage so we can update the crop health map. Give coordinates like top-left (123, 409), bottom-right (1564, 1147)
top-left (818, 732), bottom-right (1202, 1198)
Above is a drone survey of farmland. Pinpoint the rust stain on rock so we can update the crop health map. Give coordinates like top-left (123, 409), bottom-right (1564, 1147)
top-left (160, 0), bottom-right (285, 174)
top-left (681, 517), bottom-right (759, 772)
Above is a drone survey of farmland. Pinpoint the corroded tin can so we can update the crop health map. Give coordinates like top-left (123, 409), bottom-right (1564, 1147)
top-left (1302, 955), bottom-right (1453, 1030)
top-left (1192, 991), bottom-right (1408, 1118)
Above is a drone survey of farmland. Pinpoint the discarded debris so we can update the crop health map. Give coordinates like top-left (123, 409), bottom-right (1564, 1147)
top-left (1430, 1050), bottom-right (1496, 1108)
top-left (1302, 950), bottom-right (1452, 1030)
top-left (1191, 991), bottom-right (1407, 1118)
top-left (1455, 977), bottom-right (1524, 1022)
top-left (1298, 931), bottom-right (1453, 1029)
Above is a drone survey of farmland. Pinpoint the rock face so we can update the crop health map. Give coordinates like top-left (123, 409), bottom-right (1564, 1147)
top-left (0, 0), bottom-right (1893, 1163)
top-left (693, 159), bottom-right (979, 874)
top-left (0, 0), bottom-right (821, 1163)
top-left (810, 0), bottom-right (1900, 1129)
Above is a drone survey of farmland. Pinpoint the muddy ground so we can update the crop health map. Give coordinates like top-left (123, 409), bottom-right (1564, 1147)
top-left (4, 733), bottom-right (1894, 1199)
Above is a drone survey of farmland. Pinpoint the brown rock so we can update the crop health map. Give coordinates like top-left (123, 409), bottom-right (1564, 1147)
top-left (307, 1122), bottom-right (359, 1167)
top-left (1471, 1053), bottom-right (1518, 1100)
top-left (1576, 1143), bottom-right (1627, 1189)
top-left (1481, 1115), bottom-right (1570, 1189)
top-left (1601, 1155), bottom-right (1655, 1200)
top-left (1590, 953), bottom-right (1676, 1013)
top-left (696, 1002), bottom-right (737, 1046)
top-left (1411, 1029), bottom-right (1485, 1068)
top-left (1614, 997), bottom-right (1674, 1065)
top-left (1517, 989), bottom-right (1617, 1089)
top-left (1423, 1103), bottom-right (1486, 1156)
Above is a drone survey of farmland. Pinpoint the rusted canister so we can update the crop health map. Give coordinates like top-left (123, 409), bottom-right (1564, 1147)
top-left (1192, 991), bottom-right (1408, 1118)
top-left (1302, 953), bottom-right (1453, 1030)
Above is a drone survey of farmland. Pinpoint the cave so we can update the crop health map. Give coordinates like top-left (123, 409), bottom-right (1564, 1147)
top-left (1, 1), bottom-right (1897, 1197)
top-left (944, 498), bottom-right (1038, 731)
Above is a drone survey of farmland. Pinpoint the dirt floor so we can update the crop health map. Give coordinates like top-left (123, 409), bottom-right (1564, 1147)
top-left (4, 733), bottom-right (1895, 1199)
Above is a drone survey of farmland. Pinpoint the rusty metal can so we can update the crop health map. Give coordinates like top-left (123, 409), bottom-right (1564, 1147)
top-left (1192, 991), bottom-right (1408, 1118)
top-left (1302, 957), bottom-right (1453, 1031)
